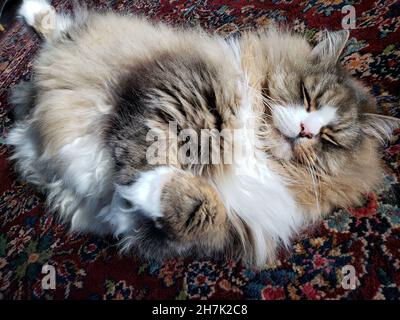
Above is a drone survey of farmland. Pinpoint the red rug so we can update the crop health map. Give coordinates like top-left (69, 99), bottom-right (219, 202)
top-left (0, 0), bottom-right (399, 300)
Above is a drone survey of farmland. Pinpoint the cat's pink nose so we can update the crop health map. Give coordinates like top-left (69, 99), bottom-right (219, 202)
top-left (299, 123), bottom-right (313, 139)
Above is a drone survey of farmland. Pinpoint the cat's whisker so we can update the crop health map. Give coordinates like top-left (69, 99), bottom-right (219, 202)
top-left (302, 153), bottom-right (321, 215)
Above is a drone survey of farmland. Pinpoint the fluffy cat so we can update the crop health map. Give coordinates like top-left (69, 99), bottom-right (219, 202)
top-left (7, 0), bottom-right (399, 267)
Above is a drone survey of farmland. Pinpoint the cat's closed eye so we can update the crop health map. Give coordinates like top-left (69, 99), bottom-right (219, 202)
top-left (320, 127), bottom-right (339, 146)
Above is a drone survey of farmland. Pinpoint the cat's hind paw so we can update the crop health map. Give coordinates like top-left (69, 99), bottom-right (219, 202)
top-left (18, 0), bottom-right (53, 25)
top-left (18, 0), bottom-right (56, 38)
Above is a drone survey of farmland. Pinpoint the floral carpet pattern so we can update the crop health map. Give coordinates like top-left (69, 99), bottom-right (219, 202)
top-left (0, 0), bottom-right (399, 300)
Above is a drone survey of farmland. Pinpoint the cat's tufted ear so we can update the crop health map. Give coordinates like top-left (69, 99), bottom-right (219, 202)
top-left (362, 113), bottom-right (400, 143)
top-left (310, 30), bottom-right (349, 65)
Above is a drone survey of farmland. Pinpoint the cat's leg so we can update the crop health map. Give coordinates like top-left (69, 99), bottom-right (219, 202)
top-left (108, 167), bottom-right (230, 260)
top-left (6, 121), bottom-right (43, 186)
top-left (18, 0), bottom-right (73, 41)
top-left (7, 125), bottom-right (116, 237)
top-left (9, 81), bottom-right (36, 121)
top-left (146, 168), bottom-right (227, 242)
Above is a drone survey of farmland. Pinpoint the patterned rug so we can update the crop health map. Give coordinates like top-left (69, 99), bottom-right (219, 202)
top-left (0, 0), bottom-right (399, 300)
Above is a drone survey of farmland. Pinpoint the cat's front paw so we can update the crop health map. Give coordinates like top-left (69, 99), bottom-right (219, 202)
top-left (124, 167), bottom-right (227, 243)
top-left (112, 167), bottom-right (228, 260)
top-left (159, 171), bottom-right (227, 243)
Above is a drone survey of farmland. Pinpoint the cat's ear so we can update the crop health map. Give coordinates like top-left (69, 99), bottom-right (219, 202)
top-left (310, 30), bottom-right (349, 65)
top-left (362, 113), bottom-right (400, 143)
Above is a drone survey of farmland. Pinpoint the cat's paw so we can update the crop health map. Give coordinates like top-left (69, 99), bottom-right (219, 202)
top-left (158, 170), bottom-right (228, 242)
top-left (124, 166), bottom-right (175, 220)
top-left (118, 166), bottom-right (228, 242)
top-left (19, 0), bottom-right (53, 26)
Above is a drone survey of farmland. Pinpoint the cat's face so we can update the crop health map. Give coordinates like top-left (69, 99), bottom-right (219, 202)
top-left (263, 30), bottom-right (397, 174)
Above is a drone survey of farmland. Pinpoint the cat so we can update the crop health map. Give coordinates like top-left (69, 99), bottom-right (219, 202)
top-left (6, 0), bottom-right (399, 267)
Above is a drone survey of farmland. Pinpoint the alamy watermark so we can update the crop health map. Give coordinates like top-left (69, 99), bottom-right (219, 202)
top-left (41, 264), bottom-right (56, 290)
top-left (341, 265), bottom-right (358, 290)
top-left (341, 5), bottom-right (356, 30)
top-left (145, 121), bottom-right (263, 167)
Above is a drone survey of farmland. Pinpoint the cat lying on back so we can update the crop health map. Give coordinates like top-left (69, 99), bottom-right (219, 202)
top-left (7, 0), bottom-right (399, 267)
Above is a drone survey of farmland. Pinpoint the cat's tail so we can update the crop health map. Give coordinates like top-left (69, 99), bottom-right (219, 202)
top-left (18, 0), bottom-right (78, 41)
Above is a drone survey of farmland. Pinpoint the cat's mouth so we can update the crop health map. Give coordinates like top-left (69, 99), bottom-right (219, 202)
top-left (275, 127), bottom-right (317, 145)
top-left (273, 127), bottom-right (317, 162)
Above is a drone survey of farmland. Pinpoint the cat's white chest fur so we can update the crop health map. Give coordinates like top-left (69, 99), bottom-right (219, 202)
top-left (212, 82), bottom-right (304, 266)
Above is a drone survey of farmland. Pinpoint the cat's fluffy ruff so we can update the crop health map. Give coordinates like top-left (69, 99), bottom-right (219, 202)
top-left (7, 1), bottom-right (399, 267)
